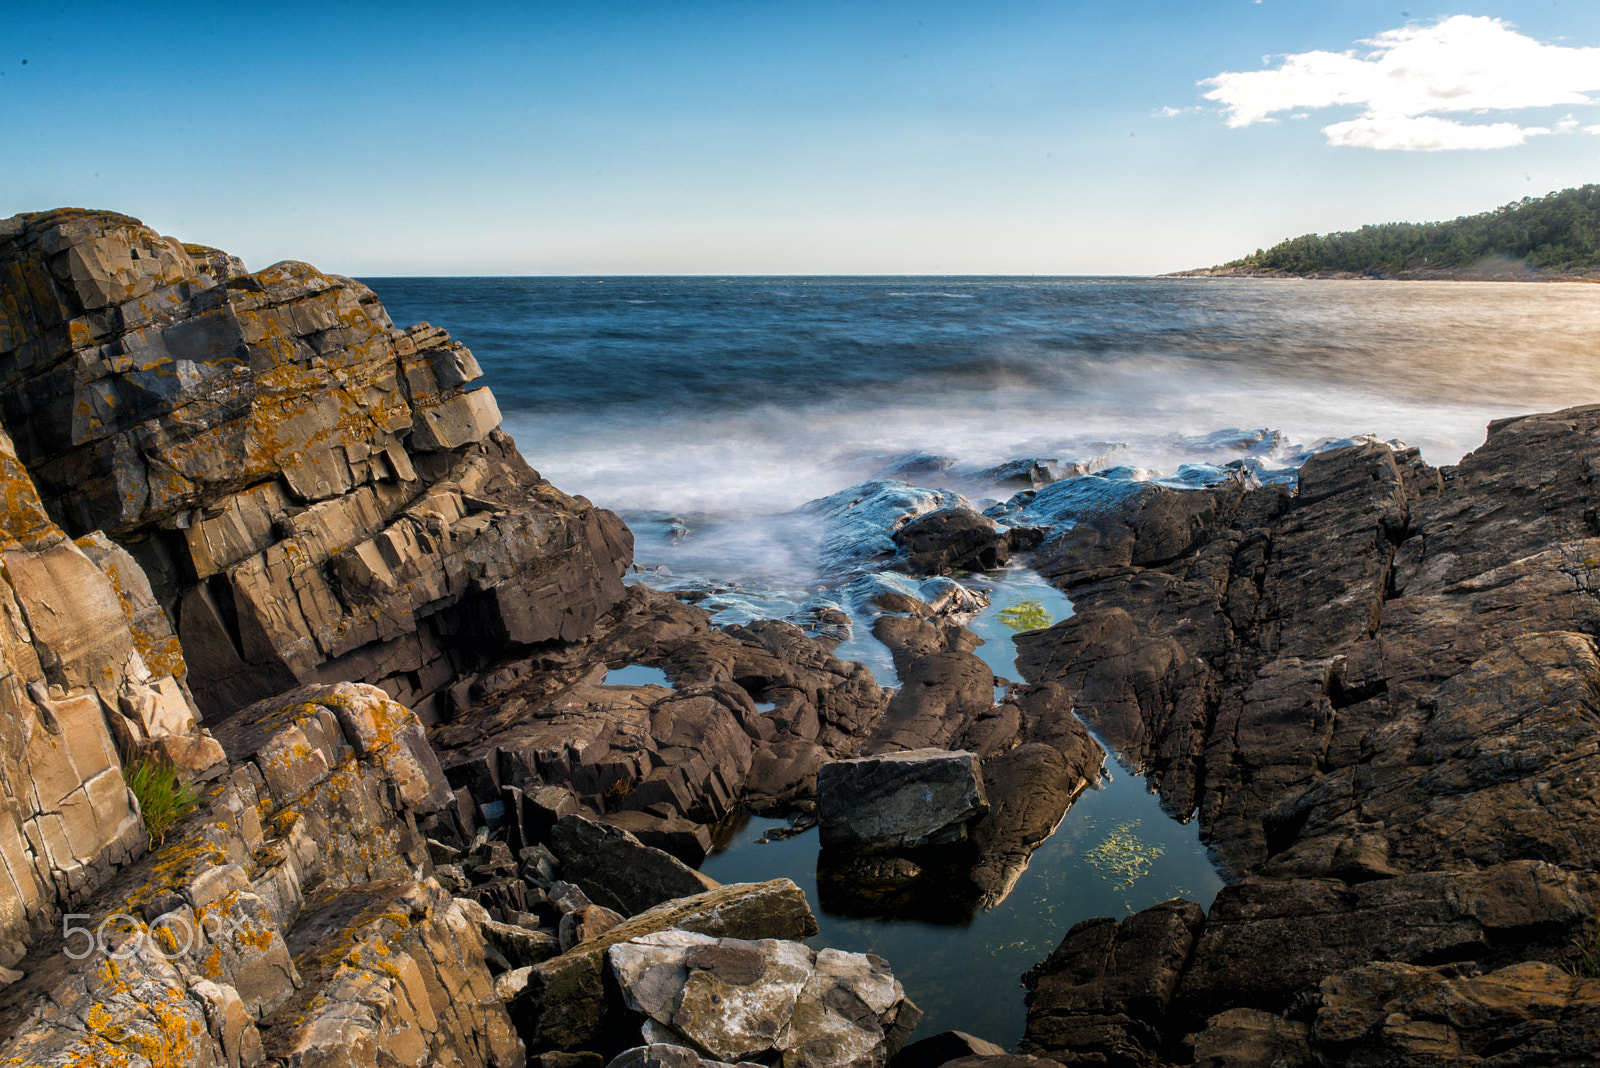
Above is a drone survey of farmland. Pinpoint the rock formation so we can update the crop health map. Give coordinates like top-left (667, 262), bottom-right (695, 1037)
top-left (0, 208), bottom-right (633, 724)
top-left (1013, 412), bottom-right (1600, 1064)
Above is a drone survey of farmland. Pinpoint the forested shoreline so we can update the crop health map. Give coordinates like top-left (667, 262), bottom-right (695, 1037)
top-left (1178, 184), bottom-right (1600, 278)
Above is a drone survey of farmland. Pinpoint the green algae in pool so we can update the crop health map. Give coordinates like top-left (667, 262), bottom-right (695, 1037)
top-left (700, 567), bottom-right (1225, 1050)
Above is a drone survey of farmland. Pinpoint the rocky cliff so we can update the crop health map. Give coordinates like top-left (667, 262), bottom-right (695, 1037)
top-left (0, 209), bottom-right (633, 723)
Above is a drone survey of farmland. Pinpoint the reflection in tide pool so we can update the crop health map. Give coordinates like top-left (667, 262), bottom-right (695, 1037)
top-left (603, 663), bottom-right (672, 688)
top-left (700, 570), bottom-right (1223, 1050)
top-left (702, 788), bottom-right (1221, 1050)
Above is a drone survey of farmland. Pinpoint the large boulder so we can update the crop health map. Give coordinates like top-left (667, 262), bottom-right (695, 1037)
top-left (817, 748), bottom-right (989, 854)
top-left (609, 930), bottom-right (921, 1068)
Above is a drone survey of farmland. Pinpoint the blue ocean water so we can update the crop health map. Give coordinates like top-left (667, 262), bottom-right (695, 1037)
top-left (363, 275), bottom-right (1600, 1047)
top-left (365, 276), bottom-right (1600, 522)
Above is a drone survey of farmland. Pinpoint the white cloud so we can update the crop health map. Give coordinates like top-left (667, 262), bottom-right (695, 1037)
top-left (1324, 115), bottom-right (1548, 150)
top-left (1155, 105), bottom-right (1201, 118)
top-left (1202, 15), bottom-right (1600, 150)
top-left (1589, 125), bottom-right (1600, 136)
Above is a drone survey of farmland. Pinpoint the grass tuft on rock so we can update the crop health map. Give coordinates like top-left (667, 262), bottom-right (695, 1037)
top-left (123, 758), bottom-right (197, 848)
top-left (1563, 924), bottom-right (1600, 978)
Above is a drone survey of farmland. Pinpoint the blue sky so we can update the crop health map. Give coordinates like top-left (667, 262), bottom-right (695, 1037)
top-left (4, 1), bottom-right (1598, 274)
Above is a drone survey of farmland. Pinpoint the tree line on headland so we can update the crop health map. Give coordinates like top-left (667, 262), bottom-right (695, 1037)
top-left (1189, 184), bottom-right (1600, 278)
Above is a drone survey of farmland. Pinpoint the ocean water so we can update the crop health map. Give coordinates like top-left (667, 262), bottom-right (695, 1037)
top-left (364, 275), bottom-right (1600, 1046)
top-left (366, 276), bottom-right (1600, 520)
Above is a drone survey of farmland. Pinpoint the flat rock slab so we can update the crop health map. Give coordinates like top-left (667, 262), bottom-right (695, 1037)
top-left (550, 813), bottom-right (719, 917)
top-left (817, 748), bottom-right (989, 853)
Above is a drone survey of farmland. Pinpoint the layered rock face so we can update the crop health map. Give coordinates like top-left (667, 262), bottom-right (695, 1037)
top-left (1014, 411), bottom-right (1600, 1064)
top-left (0, 421), bottom-right (220, 970)
top-left (0, 209), bottom-right (632, 722)
top-left (0, 210), bottom-right (636, 1068)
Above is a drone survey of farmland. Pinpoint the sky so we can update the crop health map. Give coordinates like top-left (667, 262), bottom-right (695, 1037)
top-left (4, 1), bottom-right (1599, 275)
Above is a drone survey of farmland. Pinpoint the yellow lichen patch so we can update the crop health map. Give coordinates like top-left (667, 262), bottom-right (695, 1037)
top-left (0, 447), bottom-right (64, 552)
top-left (234, 915), bottom-right (280, 954)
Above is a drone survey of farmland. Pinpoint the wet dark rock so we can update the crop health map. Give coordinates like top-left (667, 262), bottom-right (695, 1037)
top-left (866, 616), bottom-right (999, 753)
top-left (431, 584), bottom-right (889, 824)
top-left (598, 810), bottom-right (714, 866)
top-left (968, 742), bottom-right (1102, 909)
top-left (891, 505), bottom-right (1011, 576)
top-left (1022, 899), bottom-right (1205, 1067)
top-left (814, 739), bottom-right (1103, 919)
top-left (891, 1030), bottom-right (1008, 1068)
top-left (982, 459), bottom-right (1066, 490)
top-left (817, 749), bottom-right (989, 854)
top-left (879, 452), bottom-right (960, 480)
top-left (848, 572), bottom-right (991, 623)
top-left (1175, 427), bottom-right (1285, 457)
top-left (804, 480), bottom-right (969, 577)
top-left (1173, 860), bottom-right (1589, 1027)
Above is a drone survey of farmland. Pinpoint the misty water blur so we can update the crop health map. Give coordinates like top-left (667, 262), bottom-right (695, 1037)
top-left (367, 275), bottom-right (1600, 591)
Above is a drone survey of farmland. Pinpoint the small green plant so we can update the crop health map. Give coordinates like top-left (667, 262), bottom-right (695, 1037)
top-left (123, 758), bottom-right (196, 849)
top-left (1562, 924), bottom-right (1600, 978)
top-left (998, 599), bottom-right (1052, 632)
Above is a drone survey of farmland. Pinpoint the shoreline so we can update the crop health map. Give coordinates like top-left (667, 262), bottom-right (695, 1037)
top-left (1165, 264), bottom-right (1600, 282)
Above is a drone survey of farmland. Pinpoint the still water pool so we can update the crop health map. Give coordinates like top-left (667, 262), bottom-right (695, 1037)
top-left (700, 567), bottom-right (1224, 1050)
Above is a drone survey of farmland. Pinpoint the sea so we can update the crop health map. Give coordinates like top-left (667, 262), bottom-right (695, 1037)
top-left (362, 275), bottom-right (1600, 1047)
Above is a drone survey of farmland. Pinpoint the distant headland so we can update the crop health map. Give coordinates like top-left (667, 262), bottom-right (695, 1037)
top-left (1171, 183), bottom-right (1600, 281)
